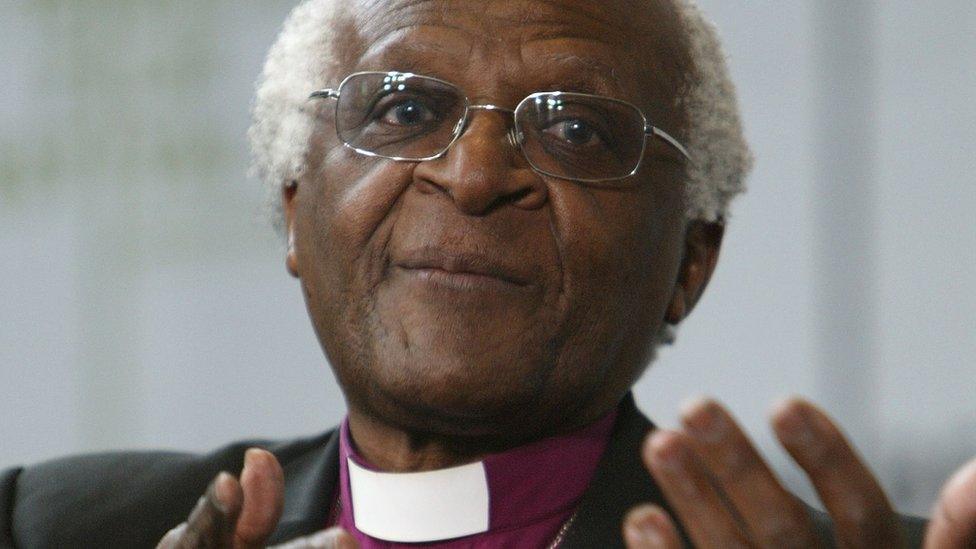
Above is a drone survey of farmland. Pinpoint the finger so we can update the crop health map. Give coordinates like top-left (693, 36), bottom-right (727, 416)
top-left (156, 522), bottom-right (187, 549)
top-left (235, 448), bottom-right (286, 548)
top-left (643, 429), bottom-right (751, 548)
top-left (270, 527), bottom-right (359, 549)
top-left (680, 398), bottom-right (820, 547)
top-left (623, 504), bottom-right (682, 548)
top-left (772, 398), bottom-right (903, 547)
top-left (182, 472), bottom-right (243, 548)
top-left (923, 457), bottom-right (976, 549)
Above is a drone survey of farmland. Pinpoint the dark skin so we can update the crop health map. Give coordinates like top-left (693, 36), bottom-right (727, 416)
top-left (157, 0), bottom-right (976, 547)
top-left (292, 0), bottom-right (696, 469)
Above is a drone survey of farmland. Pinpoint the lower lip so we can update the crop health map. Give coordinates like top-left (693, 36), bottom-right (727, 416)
top-left (397, 267), bottom-right (523, 292)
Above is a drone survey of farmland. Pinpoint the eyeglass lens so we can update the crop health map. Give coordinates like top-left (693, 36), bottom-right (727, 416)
top-left (335, 72), bottom-right (647, 181)
top-left (336, 72), bottom-right (466, 160)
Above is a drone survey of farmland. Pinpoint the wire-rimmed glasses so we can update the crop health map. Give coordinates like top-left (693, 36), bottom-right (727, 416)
top-left (309, 71), bottom-right (689, 184)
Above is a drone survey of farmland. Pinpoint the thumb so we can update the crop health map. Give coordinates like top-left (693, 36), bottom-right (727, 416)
top-left (924, 457), bottom-right (976, 548)
top-left (234, 448), bottom-right (286, 549)
top-left (271, 527), bottom-right (359, 549)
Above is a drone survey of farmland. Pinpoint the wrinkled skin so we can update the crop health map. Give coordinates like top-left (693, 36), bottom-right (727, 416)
top-left (157, 0), bottom-right (976, 548)
top-left (286, 0), bottom-right (708, 468)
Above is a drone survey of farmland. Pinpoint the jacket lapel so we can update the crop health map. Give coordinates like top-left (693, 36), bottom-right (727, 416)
top-left (267, 429), bottom-right (342, 544)
top-left (561, 392), bottom-right (681, 548)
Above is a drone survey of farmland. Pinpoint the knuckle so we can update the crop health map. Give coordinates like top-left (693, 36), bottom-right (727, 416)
top-left (836, 498), bottom-right (897, 544)
top-left (757, 518), bottom-right (815, 549)
top-left (715, 443), bottom-right (757, 482)
top-left (807, 430), bottom-right (846, 470)
top-left (723, 535), bottom-right (752, 549)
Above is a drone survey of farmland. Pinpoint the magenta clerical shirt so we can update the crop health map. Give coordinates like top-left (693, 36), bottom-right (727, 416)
top-left (328, 407), bottom-right (618, 548)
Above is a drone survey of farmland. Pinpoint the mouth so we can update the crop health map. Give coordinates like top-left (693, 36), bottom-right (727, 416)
top-left (395, 249), bottom-right (531, 291)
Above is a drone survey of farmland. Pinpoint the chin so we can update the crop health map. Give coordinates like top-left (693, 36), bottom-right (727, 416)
top-left (348, 288), bottom-right (554, 416)
top-left (373, 341), bottom-right (550, 422)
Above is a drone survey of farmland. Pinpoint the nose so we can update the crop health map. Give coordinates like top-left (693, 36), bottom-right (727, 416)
top-left (412, 110), bottom-right (548, 216)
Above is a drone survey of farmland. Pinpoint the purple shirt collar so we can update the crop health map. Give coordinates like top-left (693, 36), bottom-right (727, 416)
top-left (332, 407), bottom-right (618, 547)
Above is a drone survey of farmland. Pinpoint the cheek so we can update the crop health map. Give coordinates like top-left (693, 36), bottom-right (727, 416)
top-left (547, 179), bottom-right (685, 370)
top-left (317, 151), bottom-right (408, 244)
top-left (297, 153), bottom-right (414, 313)
top-left (555, 184), bottom-right (682, 302)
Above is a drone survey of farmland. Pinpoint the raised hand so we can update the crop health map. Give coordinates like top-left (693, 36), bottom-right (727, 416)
top-left (155, 447), bottom-right (359, 549)
top-left (622, 398), bottom-right (976, 548)
top-left (156, 448), bottom-right (285, 549)
top-left (922, 458), bottom-right (976, 547)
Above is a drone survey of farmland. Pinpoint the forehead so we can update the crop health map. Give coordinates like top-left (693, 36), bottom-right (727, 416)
top-left (332, 0), bottom-right (688, 111)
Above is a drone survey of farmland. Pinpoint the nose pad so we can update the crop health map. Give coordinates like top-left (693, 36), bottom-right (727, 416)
top-left (452, 116), bottom-right (468, 139)
top-left (507, 127), bottom-right (524, 150)
top-left (451, 109), bottom-right (521, 165)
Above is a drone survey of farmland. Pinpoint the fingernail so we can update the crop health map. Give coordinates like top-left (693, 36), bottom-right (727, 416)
top-left (681, 397), bottom-right (726, 442)
top-left (205, 476), bottom-right (223, 512)
top-left (192, 494), bottom-right (207, 513)
top-left (211, 472), bottom-right (234, 512)
top-left (774, 402), bottom-right (816, 448)
top-left (647, 431), bottom-right (687, 472)
top-left (625, 520), bottom-right (664, 546)
top-left (244, 448), bottom-right (259, 471)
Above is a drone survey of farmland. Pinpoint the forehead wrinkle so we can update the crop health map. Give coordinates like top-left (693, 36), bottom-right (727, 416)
top-left (346, 0), bottom-right (461, 54)
top-left (340, 0), bottom-right (683, 105)
top-left (526, 51), bottom-right (625, 95)
top-left (510, 1), bottom-right (612, 27)
top-left (360, 29), bottom-right (471, 71)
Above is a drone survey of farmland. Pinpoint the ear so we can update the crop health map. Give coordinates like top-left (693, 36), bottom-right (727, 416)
top-left (665, 220), bottom-right (724, 324)
top-left (283, 180), bottom-right (300, 278)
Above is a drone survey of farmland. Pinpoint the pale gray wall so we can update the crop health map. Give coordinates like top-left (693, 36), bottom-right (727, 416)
top-left (2, 1), bottom-right (973, 517)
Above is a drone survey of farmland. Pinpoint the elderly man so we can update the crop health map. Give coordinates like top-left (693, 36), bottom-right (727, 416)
top-left (3, 0), bottom-right (975, 547)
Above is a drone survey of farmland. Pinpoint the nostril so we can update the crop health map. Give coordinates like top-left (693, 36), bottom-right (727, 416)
top-left (415, 179), bottom-right (443, 195)
top-left (494, 180), bottom-right (548, 211)
top-left (499, 187), bottom-right (533, 208)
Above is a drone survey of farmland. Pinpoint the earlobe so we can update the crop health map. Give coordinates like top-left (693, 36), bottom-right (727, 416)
top-left (665, 289), bottom-right (686, 324)
top-left (283, 180), bottom-right (300, 278)
top-left (664, 221), bottom-right (724, 325)
top-left (286, 228), bottom-right (299, 278)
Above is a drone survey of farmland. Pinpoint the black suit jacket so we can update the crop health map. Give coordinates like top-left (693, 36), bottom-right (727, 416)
top-left (0, 394), bottom-right (926, 548)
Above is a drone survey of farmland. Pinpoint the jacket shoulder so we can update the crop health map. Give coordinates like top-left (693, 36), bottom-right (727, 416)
top-left (807, 503), bottom-right (928, 548)
top-left (1, 431), bottom-right (334, 549)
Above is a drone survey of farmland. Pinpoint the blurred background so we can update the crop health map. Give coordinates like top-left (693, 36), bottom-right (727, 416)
top-left (1, 1), bottom-right (973, 517)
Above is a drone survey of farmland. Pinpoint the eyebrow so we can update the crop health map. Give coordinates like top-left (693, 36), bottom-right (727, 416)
top-left (359, 25), bottom-right (471, 70)
top-left (353, 46), bottom-right (466, 86)
top-left (371, 42), bottom-right (467, 65)
top-left (529, 52), bottom-right (623, 96)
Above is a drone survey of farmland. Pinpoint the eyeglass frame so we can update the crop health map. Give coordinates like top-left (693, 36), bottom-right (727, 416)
top-left (308, 71), bottom-right (691, 183)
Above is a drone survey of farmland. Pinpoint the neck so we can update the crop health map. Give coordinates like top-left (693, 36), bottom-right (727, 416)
top-left (346, 403), bottom-right (615, 472)
top-left (346, 410), bottom-right (502, 471)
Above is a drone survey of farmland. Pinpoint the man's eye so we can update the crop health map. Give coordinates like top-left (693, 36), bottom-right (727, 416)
top-left (380, 98), bottom-right (433, 126)
top-left (543, 119), bottom-right (602, 146)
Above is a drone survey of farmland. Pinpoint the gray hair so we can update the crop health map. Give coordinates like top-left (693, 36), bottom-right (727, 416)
top-left (249, 0), bottom-right (752, 228)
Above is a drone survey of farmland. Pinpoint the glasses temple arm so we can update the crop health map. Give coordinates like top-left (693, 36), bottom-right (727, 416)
top-left (309, 88), bottom-right (340, 100)
top-left (647, 126), bottom-right (691, 161)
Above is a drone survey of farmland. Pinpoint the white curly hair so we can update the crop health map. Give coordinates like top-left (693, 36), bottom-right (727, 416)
top-left (249, 0), bottom-right (752, 233)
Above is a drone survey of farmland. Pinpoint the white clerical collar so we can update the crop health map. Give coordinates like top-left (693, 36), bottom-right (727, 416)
top-left (347, 457), bottom-right (490, 542)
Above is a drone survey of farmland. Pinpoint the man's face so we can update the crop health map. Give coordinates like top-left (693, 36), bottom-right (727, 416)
top-left (287, 0), bottom-right (700, 439)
